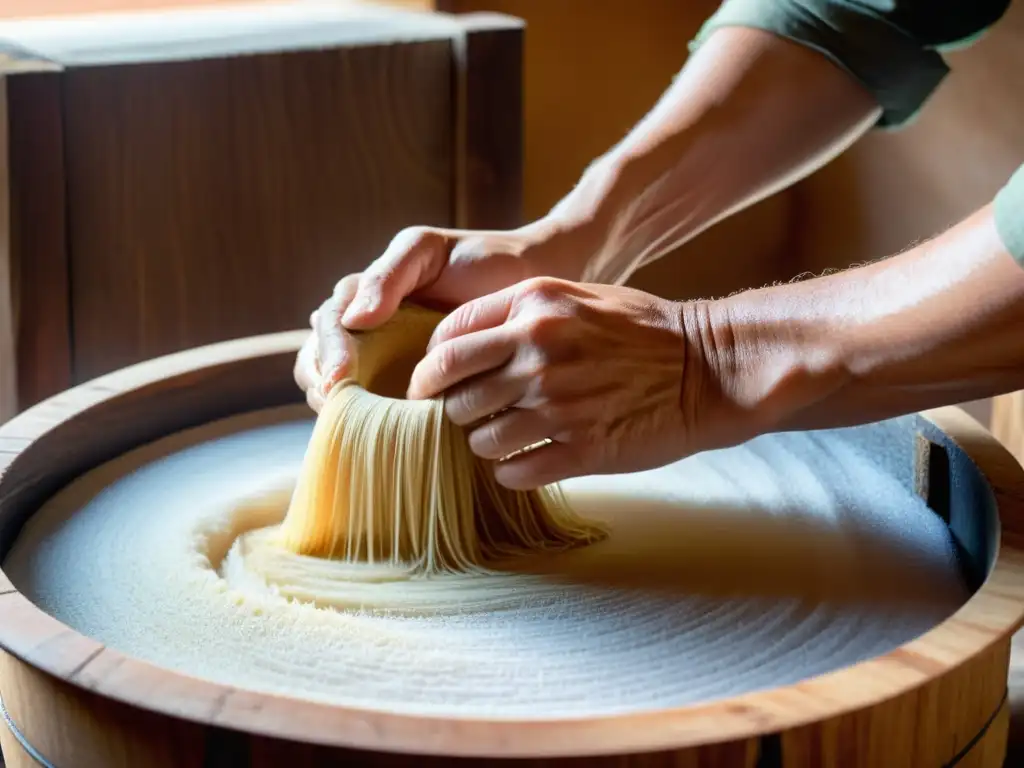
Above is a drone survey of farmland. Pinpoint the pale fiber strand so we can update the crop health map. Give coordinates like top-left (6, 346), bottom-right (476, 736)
top-left (277, 305), bottom-right (608, 574)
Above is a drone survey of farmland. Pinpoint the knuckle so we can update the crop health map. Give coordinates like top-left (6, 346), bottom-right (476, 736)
top-left (433, 343), bottom-right (457, 382)
top-left (523, 314), bottom-right (563, 347)
top-left (555, 420), bottom-right (590, 446)
top-left (361, 270), bottom-right (390, 290)
top-left (521, 276), bottom-right (560, 300)
top-left (439, 301), bottom-right (480, 340)
top-left (468, 423), bottom-right (502, 459)
top-left (532, 400), bottom-right (563, 426)
top-left (393, 225), bottom-right (443, 254)
top-left (532, 368), bottom-right (560, 397)
top-left (444, 388), bottom-right (477, 426)
top-left (332, 273), bottom-right (360, 297)
top-left (396, 224), bottom-right (431, 243)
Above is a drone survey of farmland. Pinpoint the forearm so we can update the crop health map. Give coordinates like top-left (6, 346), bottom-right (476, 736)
top-left (692, 205), bottom-right (1024, 446)
top-left (540, 26), bottom-right (880, 284)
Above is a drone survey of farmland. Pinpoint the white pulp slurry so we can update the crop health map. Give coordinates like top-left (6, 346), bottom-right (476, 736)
top-left (3, 406), bottom-right (969, 718)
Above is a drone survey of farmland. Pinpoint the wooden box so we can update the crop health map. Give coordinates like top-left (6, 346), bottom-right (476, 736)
top-left (0, 1), bottom-right (523, 418)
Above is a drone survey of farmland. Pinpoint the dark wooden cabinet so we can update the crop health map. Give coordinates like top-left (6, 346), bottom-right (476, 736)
top-left (0, 2), bottom-right (522, 417)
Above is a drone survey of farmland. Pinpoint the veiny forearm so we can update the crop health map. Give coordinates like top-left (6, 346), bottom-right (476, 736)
top-left (697, 205), bottom-right (1024, 443)
top-left (542, 26), bottom-right (881, 284)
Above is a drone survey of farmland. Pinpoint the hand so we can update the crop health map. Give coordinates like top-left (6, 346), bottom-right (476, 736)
top-left (404, 277), bottom-right (694, 490)
top-left (294, 221), bottom-right (590, 411)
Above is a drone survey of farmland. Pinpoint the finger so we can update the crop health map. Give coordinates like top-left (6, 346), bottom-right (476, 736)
top-left (293, 333), bottom-right (320, 395)
top-left (426, 285), bottom-right (518, 351)
top-left (305, 385), bottom-right (325, 414)
top-left (443, 370), bottom-right (525, 426)
top-left (407, 327), bottom-right (515, 400)
top-left (317, 275), bottom-right (361, 392)
top-left (467, 408), bottom-right (552, 460)
top-left (342, 228), bottom-right (455, 329)
top-left (493, 441), bottom-right (584, 490)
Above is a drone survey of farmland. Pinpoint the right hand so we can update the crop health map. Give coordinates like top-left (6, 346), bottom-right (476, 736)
top-left (295, 221), bottom-right (585, 412)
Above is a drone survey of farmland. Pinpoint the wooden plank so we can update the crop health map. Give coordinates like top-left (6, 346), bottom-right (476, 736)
top-left (0, 75), bottom-right (16, 423)
top-left (6, 73), bottom-right (73, 410)
top-left (63, 38), bottom-right (454, 381)
top-left (451, 13), bottom-right (523, 230)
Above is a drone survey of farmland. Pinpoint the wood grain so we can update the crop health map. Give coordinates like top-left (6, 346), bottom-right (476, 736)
top-left (993, 392), bottom-right (1024, 467)
top-left (0, 76), bottom-right (15, 424)
top-left (2, 4), bottom-right (526, 413)
top-left (0, 336), bottom-right (1021, 765)
top-left (451, 13), bottom-right (523, 230)
top-left (3, 73), bottom-right (73, 413)
top-left (63, 40), bottom-right (453, 382)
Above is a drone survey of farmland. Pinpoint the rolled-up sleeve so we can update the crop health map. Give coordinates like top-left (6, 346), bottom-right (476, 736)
top-left (691, 0), bottom-right (1022, 265)
top-left (996, 167), bottom-right (1024, 267)
top-left (689, 0), bottom-right (1012, 128)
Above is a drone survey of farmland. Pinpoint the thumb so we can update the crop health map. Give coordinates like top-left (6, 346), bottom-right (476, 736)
top-left (342, 227), bottom-right (459, 329)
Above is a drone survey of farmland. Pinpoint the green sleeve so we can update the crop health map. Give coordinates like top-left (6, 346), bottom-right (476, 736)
top-left (690, 0), bottom-right (1012, 127)
top-left (690, 0), bottom-right (1022, 267)
top-left (995, 165), bottom-right (1024, 267)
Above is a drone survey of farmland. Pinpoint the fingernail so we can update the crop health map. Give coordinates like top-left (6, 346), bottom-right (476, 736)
top-left (342, 293), bottom-right (377, 326)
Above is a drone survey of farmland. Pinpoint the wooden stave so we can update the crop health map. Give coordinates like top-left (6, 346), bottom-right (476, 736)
top-left (0, 333), bottom-right (1019, 766)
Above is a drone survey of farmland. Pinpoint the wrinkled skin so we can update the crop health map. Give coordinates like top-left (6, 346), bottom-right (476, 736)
top-left (404, 277), bottom-right (691, 490)
top-left (294, 221), bottom-right (585, 412)
top-left (293, 224), bottom-right (694, 490)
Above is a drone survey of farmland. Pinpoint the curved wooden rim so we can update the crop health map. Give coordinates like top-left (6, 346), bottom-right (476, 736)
top-left (1, 333), bottom-right (1023, 758)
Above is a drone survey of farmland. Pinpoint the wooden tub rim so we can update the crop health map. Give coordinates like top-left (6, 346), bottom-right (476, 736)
top-left (0, 331), bottom-right (1022, 760)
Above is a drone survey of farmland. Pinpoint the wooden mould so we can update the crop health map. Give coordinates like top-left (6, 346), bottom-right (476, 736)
top-left (0, 331), bottom-right (1022, 766)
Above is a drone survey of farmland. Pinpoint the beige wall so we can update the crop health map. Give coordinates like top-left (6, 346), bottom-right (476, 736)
top-left (441, 0), bottom-right (797, 301)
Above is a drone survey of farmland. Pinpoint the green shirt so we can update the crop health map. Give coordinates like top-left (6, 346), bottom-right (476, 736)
top-left (690, 0), bottom-right (1024, 266)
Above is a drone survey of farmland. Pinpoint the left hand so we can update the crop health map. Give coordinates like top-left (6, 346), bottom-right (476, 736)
top-left (406, 277), bottom-right (693, 489)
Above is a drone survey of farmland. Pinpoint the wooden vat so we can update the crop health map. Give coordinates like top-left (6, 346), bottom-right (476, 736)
top-left (0, 333), bottom-right (1022, 766)
top-left (993, 393), bottom-right (1024, 467)
top-left (0, 0), bottom-right (523, 417)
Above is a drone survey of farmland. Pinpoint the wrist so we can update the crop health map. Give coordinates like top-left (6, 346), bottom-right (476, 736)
top-left (515, 159), bottom-right (627, 282)
top-left (525, 151), bottom-right (676, 285)
top-left (679, 292), bottom-right (852, 451)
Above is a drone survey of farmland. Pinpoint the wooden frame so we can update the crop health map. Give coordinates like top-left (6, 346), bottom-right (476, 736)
top-left (0, 3), bottom-right (524, 419)
top-left (0, 333), bottom-right (1022, 766)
